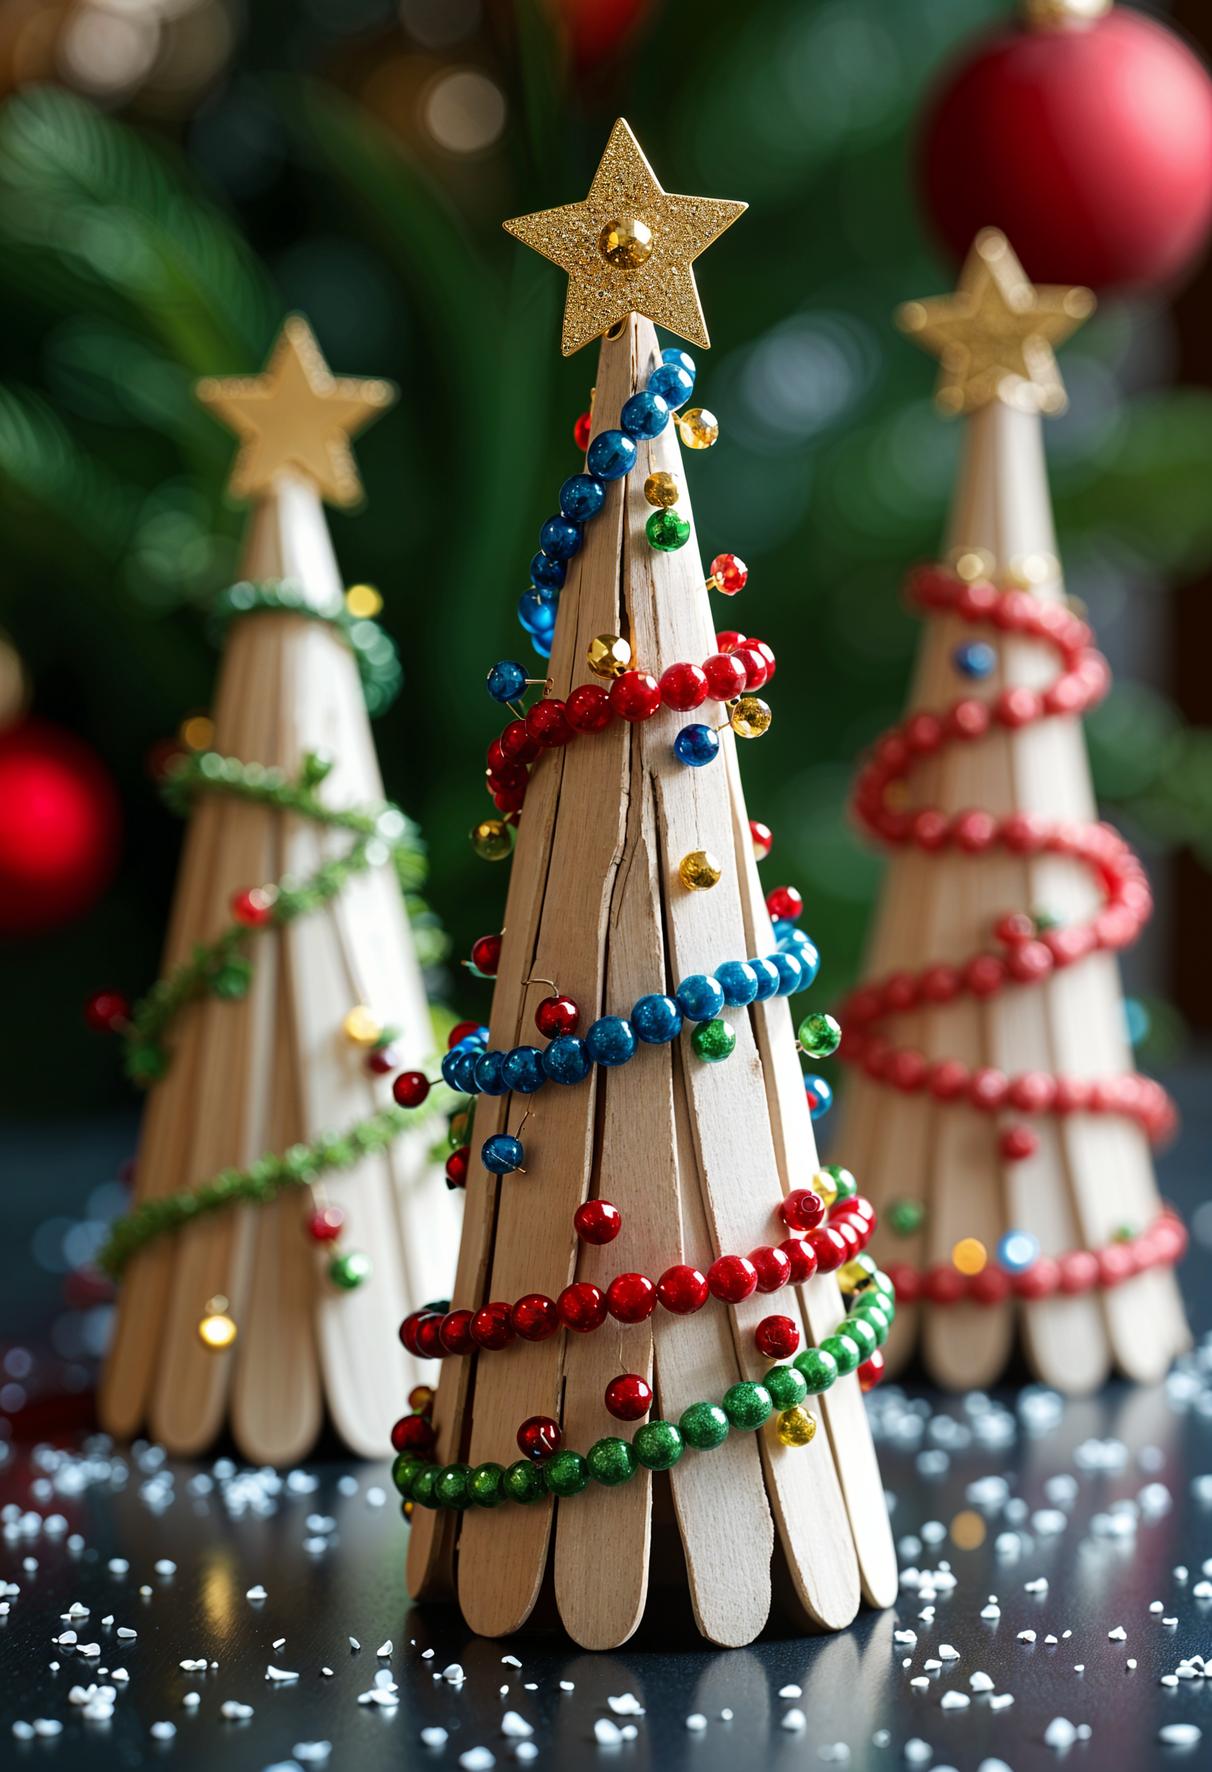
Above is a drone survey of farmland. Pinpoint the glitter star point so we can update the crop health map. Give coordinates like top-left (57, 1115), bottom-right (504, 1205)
top-left (196, 316), bottom-right (396, 507)
top-left (897, 229), bottom-right (1095, 417)
top-left (503, 118), bottom-right (747, 357)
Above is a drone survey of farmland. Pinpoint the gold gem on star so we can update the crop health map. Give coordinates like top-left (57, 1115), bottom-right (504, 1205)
top-left (197, 315), bottom-right (396, 506)
top-left (896, 228), bottom-right (1095, 417)
top-left (503, 118), bottom-right (746, 357)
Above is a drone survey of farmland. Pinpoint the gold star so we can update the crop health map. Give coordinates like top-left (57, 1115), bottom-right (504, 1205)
top-left (196, 316), bottom-right (396, 506)
top-left (503, 118), bottom-right (746, 357)
top-left (896, 229), bottom-right (1095, 417)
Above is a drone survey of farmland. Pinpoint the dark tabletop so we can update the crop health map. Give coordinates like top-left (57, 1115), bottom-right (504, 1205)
top-left (3, 1068), bottom-right (1211, 1772)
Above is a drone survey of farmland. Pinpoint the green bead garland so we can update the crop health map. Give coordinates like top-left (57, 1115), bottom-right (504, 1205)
top-left (722, 1380), bottom-right (772, 1431)
top-left (212, 578), bottom-right (403, 716)
top-left (632, 1420), bottom-right (683, 1470)
top-left (587, 1437), bottom-right (636, 1486)
top-left (792, 1346), bottom-right (838, 1393)
top-left (545, 1450), bottom-right (589, 1496)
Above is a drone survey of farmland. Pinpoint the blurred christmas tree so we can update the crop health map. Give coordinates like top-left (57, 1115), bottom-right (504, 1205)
top-left (1, 0), bottom-right (1210, 1114)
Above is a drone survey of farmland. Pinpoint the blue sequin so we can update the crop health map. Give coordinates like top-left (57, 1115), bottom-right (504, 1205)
top-left (482, 1133), bottom-right (524, 1174)
top-left (539, 514), bottom-right (583, 560)
top-left (676, 974), bottom-right (726, 1021)
top-left (541, 1035), bottom-right (591, 1085)
top-left (673, 723), bottom-right (719, 768)
top-left (747, 957), bottom-right (781, 1002)
top-left (585, 1016), bottom-right (637, 1067)
top-left (953, 640), bottom-right (996, 679)
top-left (559, 473), bottom-right (606, 521)
top-left (715, 960), bottom-right (759, 1007)
top-left (487, 659), bottom-right (527, 704)
top-left (630, 993), bottom-right (682, 1044)
top-left (586, 429), bottom-right (637, 481)
top-left (804, 1074), bottom-right (833, 1120)
top-left (530, 550), bottom-right (567, 590)
top-left (473, 1050), bottom-right (509, 1096)
top-left (770, 952), bottom-right (804, 996)
top-left (501, 1046), bottom-right (545, 1094)
top-left (620, 390), bottom-right (670, 440)
top-left (647, 362), bottom-right (693, 410)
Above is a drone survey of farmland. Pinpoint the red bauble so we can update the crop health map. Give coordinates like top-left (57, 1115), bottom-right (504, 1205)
top-left (365, 1044), bottom-right (399, 1076)
top-left (447, 1020), bottom-right (482, 1048)
top-left (709, 552), bottom-right (748, 595)
top-left (526, 698), bottom-right (574, 748)
top-left (754, 1314), bottom-right (800, 1360)
top-left (604, 1372), bottom-right (652, 1421)
top-left (0, 719), bottom-right (120, 934)
top-left (306, 1204), bottom-right (345, 1243)
top-left (655, 1264), bottom-right (709, 1315)
top-left (749, 1245), bottom-right (792, 1293)
top-left (573, 1198), bottom-right (621, 1244)
top-left (659, 661), bottom-right (709, 712)
top-left (392, 1070), bottom-right (430, 1109)
top-left (231, 885), bottom-right (274, 927)
top-left (805, 1225), bottom-right (848, 1275)
top-left (779, 1236), bottom-right (819, 1284)
top-left (573, 410), bottom-right (593, 451)
top-left (511, 1293), bottom-right (560, 1341)
top-left (702, 652), bottom-right (748, 701)
top-left (536, 993), bottom-right (579, 1038)
top-left (414, 1314), bottom-right (446, 1360)
top-left (918, 7), bottom-right (1212, 291)
top-left (606, 1271), bottom-right (657, 1323)
top-left (517, 1414), bottom-right (561, 1460)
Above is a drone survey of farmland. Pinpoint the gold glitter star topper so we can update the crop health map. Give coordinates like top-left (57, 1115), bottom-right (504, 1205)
top-left (503, 119), bottom-right (746, 357)
top-left (197, 316), bottom-right (396, 506)
top-left (897, 229), bottom-right (1095, 417)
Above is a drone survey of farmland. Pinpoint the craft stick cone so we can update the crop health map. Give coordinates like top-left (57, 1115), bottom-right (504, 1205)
top-left (97, 318), bottom-right (459, 1462)
top-left (836, 231), bottom-right (1189, 1393)
top-left (398, 121), bottom-right (895, 1649)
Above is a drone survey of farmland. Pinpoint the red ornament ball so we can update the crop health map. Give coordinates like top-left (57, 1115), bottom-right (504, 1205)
top-left (414, 1314), bottom-right (446, 1360)
top-left (84, 989), bottom-right (129, 1034)
top-left (999, 1124), bottom-right (1040, 1163)
top-left (471, 932), bottom-right (502, 976)
top-left (918, 6), bottom-right (1212, 291)
top-left (517, 1414), bottom-right (561, 1460)
top-left (749, 819), bottom-right (773, 861)
top-left (702, 651), bottom-right (748, 701)
top-left (365, 1044), bottom-right (399, 1076)
top-left (779, 1236), bottom-right (819, 1284)
top-left (805, 1225), bottom-right (849, 1275)
top-left (307, 1204), bottom-right (345, 1243)
top-left (573, 1198), bottom-right (621, 1244)
top-left (709, 552), bottom-right (748, 595)
top-left (535, 993), bottom-right (579, 1039)
top-left (231, 885), bottom-right (275, 927)
top-left (0, 719), bottom-right (121, 934)
top-left (447, 1020), bottom-right (482, 1049)
top-left (605, 1372), bottom-right (653, 1421)
top-left (754, 1314), bottom-right (800, 1360)
top-left (392, 1070), bottom-right (430, 1109)
top-left (659, 660), bottom-right (709, 712)
top-left (749, 1244), bottom-right (792, 1293)
top-left (656, 1264), bottom-right (709, 1315)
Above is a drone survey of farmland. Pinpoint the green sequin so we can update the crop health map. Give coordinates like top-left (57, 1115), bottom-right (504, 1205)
top-left (587, 1438), bottom-right (636, 1487)
top-left (793, 1347), bottom-right (839, 1394)
top-left (544, 1450), bottom-right (590, 1496)
top-left (819, 1332), bottom-right (860, 1377)
top-left (632, 1420), bottom-right (683, 1470)
top-left (678, 1401), bottom-right (730, 1450)
top-left (722, 1381), bottom-right (772, 1431)
top-left (470, 1463), bottom-right (506, 1508)
top-left (764, 1363), bottom-right (808, 1411)
top-left (691, 1019), bottom-right (736, 1064)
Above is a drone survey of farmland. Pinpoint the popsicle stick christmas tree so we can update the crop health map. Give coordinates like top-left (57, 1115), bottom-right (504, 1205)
top-left (390, 121), bottom-right (897, 1650)
top-left (836, 231), bottom-right (1189, 1394)
top-left (95, 318), bottom-right (461, 1463)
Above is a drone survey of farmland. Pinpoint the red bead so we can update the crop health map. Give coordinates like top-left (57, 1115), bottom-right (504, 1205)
top-left (486, 738), bottom-right (509, 773)
top-left (414, 1314), bottom-right (446, 1359)
top-left (398, 1309), bottom-right (435, 1355)
top-left (445, 1148), bottom-right (469, 1190)
top-left (526, 698), bottom-right (574, 748)
top-left (749, 819), bottom-right (773, 860)
top-left (517, 1415), bottom-right (561, 1461)
top-left (471, 933), bottom-right (502, 976)
top-left (857, 1349), bottom-right (885, 1393)
top-left (536, 994), bottom-right (579, 1038)
top-left (392, 1070), bottom-right (430, 1109)
top-left (231, 885), bottom-right (274, 927)
top-left (391, 1413), bottom-right (436, 1454)
top-left (84, 989), bottom-right (129, 1033)
top-left (365, 1044), bottom-right (399, 1075)
top-left (805, 1225), bottom-right (848, 1275)
top-left (999, 1124), bottom-right (1039, 1163)
top-left (966, 955), bottom-right (1006, 998)
top-left (780, 1189), bottom-right (825, 1233)
top-left (969, 1067), bottom-right (1009, 1111)
top-left (707, 1254), bottom-right (758, 1304)
top-left (658, 661), bottom-right (709, 711)
top-left (573, 410), bottom-right (592, 452)
top-left (573, 1199), bottom-right (621, 1244)
top-left (924, 1263), bottom-right (967, 1305)
top-left (886, 1261), bottom-right (919, 1305)
top-left (607, 1272), bottom-right (657, 1323)
top-left (1059, 1250), bottom-right (1099, 1295)
top-left (500, 719), bottom-right (541, 764)
top-left (754, 1314), bottom-right (800, 1359)
top-left (511, 1293), bottom-right (560, 1341)
top-left (447, 1020), bottom-right (482, 1049)
top-left (716, 630), bottom-right (746, 653)
top-left (749, 1245), bottom-right (792, 1293)
top-left (566, 683), bottom-right (614, 732)
top-left (557, 1281), bottom-right (608, 1332)
top-left (969, 1265), bottom-right (1012, 1306)
top-left (732, 644), bottom-right (769, 691)
top-left (609, 670), bottom-right (661, 722)
top-left (439, 1308), bottom-right (475, 1355)
top-left (779, 1236), bottom-right (819, 1284)
top-left (1013, 1256), bottom-right (1060, 1300)
top-left (656, 1264), bottom-right (709, 1314)
top-left (765, 885), bottom-right (802, 923)
top-left (1097, 1242), bottom-right (1137, 1287)
top-left (605, 1373), bottom-right (652, 1421)
top-left (307, 1203), bottom-right (345, 1243)
top-left (709, 552), bottom-right (748, 594)
top-left (833, 1216), bottom-right (862, 1255)
top-left (470, 1301), bottom-right (515, 1350)
top-left (702, 651), bottom-right (748, 701)
top-left (749, 639), bottom-right (776, 682)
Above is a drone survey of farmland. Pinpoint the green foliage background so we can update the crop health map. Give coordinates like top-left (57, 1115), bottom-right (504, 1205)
top-left (1, 0), bottom-right (1210, 1114)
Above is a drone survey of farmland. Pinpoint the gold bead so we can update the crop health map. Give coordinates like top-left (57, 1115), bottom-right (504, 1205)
top-left (678, 849), bottom-right (722, 892)
top-left (837, 1254), bottom-right (879, 1297)
top-left (776, 1405), bottom-right (818, 1448)
top-left (471, 817), bottom-right (514, 862)
top-left (643, 470), bottom-right (680, 510)
top-left (597, 215), bottom-right (654, 270)
top-left (342, 1004), bottom-right (381, 1047)
top-left (951, 1236), bottom-right (988, 1276)
top-left (812, 1166), bottom-right (839, 1209)
top-left (345, 582), bottom-right (382, 618)
top-left (586, 633), bottom-right (632, 679)
top-left (178, 713), bottom-right (215, 752)
top-left (675, 407), bottom-right (719, 450)
top-left (729, 695), bottom-right (772, 739)
top-left (197, 1296), bottom-right (237, 1351)
top-left (402, 1499), bottom-right (415, 1520)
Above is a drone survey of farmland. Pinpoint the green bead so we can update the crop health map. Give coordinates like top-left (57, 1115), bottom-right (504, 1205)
top-left (586, 1438), bottom-right (636, 1487)
top-left (872, 1271), bottom-right (896, 1310)
top-left (691, 1019), bottom-right (736, 1064)
top-left (128, 1043), bottom-right (169, 1084)
top-left (470, 1463), bottom-right (506, 1508)
top-left (678, 1401), bottom-right (729, 1450)
top-left (435, 1463), bottom-right (473, 1509)
top-left (328, 1250), bottom-right (372, 1290)
top-left (796, 1012), bottom-right (841, 1059)
top-left (411, 1465), bottom-right (440, 1509)
top-left (645, 508), bottom-right (691, 552)
top-left (632, 1420), bottom-right (683, 1471)
top-left (819, 1333), bottom-right (859, 1377)
top-left (887, 1196), bottom-right (925, 1237)
top-left (793, 1346), bottom-right (839, 1394)
top-left (213, 960), bottom-right (252, 1000)
top-left (391, 1452), bottom-right (423, 1495)
top-left (764, 1363), bottom-right (809, 1411)
top-left (853, 1303), bottom-right (889, 1346)
top-left (722, 1382), bottom-right (772, 1432)
top-left (544, 1450), bottom-right (589, 1497)
top-left (824, 1163), bottom-right (857, 1204)
top-left (503, 1460), bottom-right (546, 1505)
top-left (838, 1316), bottom-right (878, 1360)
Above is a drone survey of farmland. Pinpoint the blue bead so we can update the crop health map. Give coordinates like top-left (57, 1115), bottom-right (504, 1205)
top-left (466, 1026), bottom-right (491, 1047)
top-left (517, 588), bottom-right (558, 634)
top-left (620, 390), bottom-right (670, 440)
top-left (586, 429), bottom-right (637, 481)
top-left (539, 514), bottom-right (583, 560)
top-left (541, 1035), bottom-right (591, 1085)
top-left (715, 960), bottom-right (759, 1007)
top-left (673, 724), bottom-right (720, 768)
top-left (647, 362), bottom-right (694, 410)
top-left (661, 347), bottom-right (696, 379)
top-left (804, 1074), bottom-right (833, 1120)
top-left (440, 1050), bottom-right (465, 1090)
top-left (482, 1133), bottom-right (524, 1174)
top-left (630, 993), bottom-right (682, 1044)
top-left (560, 473), bottom-right (606, 521)
top-left (747, 957), bottom-right (781, 1001)
top-left (953, 640), bottom-right (996, 679)
top-left (501, 1046), bottom-right (545, 1094)
top-left (769, 952), bottom-right (804, 997)
top-left (531, 632), bottom-right (552, 660)
top-left (676, 974), bottom-right (726, 1022)
top-left (530, 550), bottom-right (567, 591)
top-left (792, 936), bottom-right (820, 988)
top-left (997, 1229), bottom-right (1040, 1273)
top-left (585, 1016), bottom-right (637, 1067)
top-left (487, 659), bottom-right (527, 704)
top-left (473, 1051), bottom-right (509, 1096)
top-left (451, 1050), bottom-right (480, 1094)
top-left (771, 917), bottom-right (796, 946)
